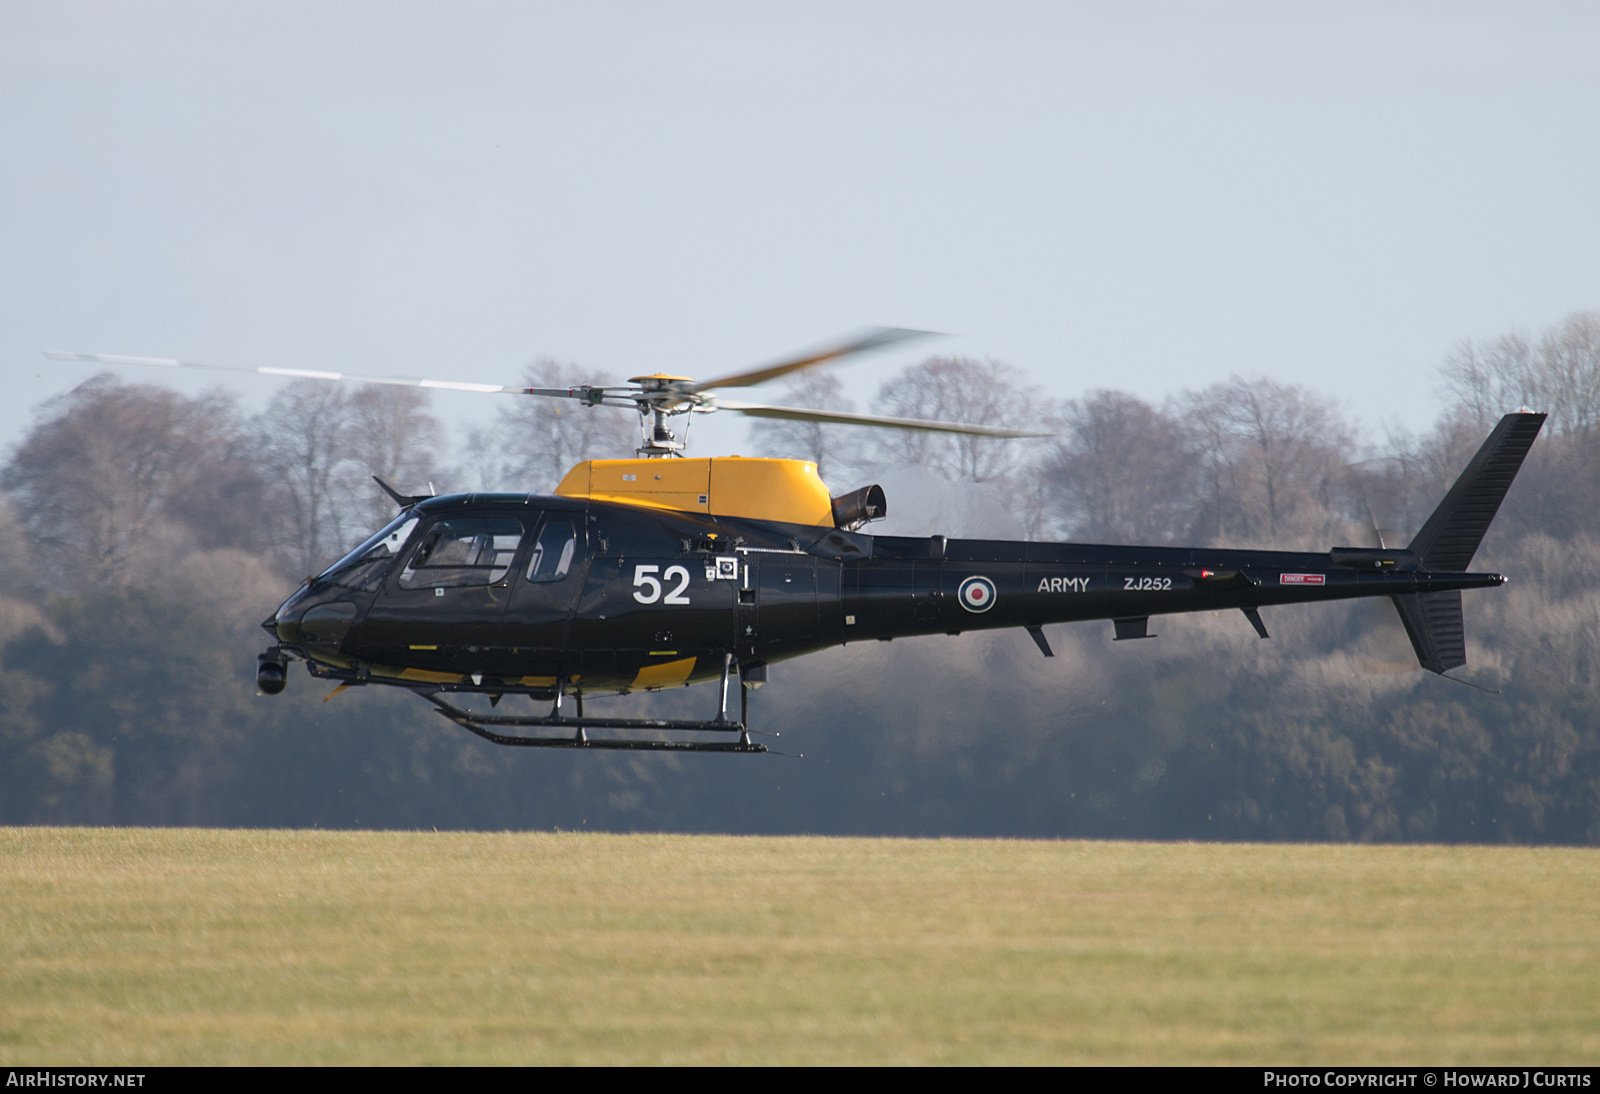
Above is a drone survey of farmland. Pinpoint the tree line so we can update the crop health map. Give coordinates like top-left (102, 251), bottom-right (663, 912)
top-left (1, 312), bottom-right (1597, 840)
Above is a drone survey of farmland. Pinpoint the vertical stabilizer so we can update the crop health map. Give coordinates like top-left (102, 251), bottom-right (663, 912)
top-left (1407, 412), bottom-right (1546, 572)
top-left (1392, 411), bottom-right (1544, 674)
top-left (1391, 590), bottom-right (1466, 674)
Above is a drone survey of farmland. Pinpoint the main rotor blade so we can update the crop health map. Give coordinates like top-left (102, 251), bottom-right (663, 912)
top-left (691, 327), bottom-right (938, 392)
top-left (42, 351), bottom-right (591, 398)
top-left (716, 400), bottom-right (1051, 438)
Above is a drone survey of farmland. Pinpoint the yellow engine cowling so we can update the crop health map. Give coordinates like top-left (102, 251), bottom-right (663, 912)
top-left (553, 457), bottom-right (836, 527)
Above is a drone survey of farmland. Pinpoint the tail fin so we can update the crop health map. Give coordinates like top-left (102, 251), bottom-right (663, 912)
top-left (1393, 411), bottom-right (1545, 674)
top-left (1407, 412), bottom-right (1546, 572)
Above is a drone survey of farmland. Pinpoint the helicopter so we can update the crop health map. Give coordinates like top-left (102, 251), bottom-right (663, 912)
top-left (46, 333), bottom-right (1545, 754)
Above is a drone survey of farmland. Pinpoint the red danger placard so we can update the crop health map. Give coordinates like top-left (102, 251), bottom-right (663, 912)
top-left (1279, 573), bottom-right (1326, 585)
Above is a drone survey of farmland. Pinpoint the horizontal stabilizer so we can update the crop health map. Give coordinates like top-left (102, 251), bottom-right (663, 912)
top-left (1408, 412), bottom-right (1545, 571)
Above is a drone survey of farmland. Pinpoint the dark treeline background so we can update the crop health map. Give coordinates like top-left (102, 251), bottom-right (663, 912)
top-left (3, 313), bottom-right (1598, 841)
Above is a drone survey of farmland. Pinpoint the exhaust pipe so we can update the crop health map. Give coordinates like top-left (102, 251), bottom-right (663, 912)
top-left (831, 484), bottom-right (887, 531)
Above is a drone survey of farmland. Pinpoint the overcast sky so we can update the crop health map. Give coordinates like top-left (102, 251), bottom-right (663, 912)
top-left (4, 2), bottom-right (1598, 462)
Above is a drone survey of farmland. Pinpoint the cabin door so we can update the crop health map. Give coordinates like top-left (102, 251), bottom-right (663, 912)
top-left (502, 515), bottom-right (588, 668)
top-left (360, 514), bottom-right (525, 658)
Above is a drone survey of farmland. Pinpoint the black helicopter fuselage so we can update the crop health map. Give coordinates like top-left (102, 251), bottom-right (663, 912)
top-left (267, 491), bottom-right (1503, 697)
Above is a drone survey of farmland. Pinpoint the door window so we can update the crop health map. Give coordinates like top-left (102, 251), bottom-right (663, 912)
top-left (526, 519), bottom-right (578, 583)
top-left (398, 518), bottom-right (524, 589)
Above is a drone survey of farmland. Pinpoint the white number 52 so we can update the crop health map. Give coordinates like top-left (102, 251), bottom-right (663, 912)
top-left (633, 564), bottom-right (692, 605)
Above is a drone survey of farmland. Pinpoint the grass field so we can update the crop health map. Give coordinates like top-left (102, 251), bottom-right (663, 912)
top-left (2, 828), bottom-right (1597, 1065)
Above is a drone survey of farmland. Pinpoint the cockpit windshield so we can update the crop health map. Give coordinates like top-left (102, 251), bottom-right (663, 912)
top-left (316, 512), bottom-right (421, 590)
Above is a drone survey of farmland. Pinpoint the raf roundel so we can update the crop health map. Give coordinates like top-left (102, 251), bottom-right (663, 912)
top-left (958, 575), bottom-right (998, 614)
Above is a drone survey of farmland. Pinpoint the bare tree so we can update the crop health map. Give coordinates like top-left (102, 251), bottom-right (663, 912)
top-left (1439, 331), bottom-right (1537, 433)
top-left (1178, 377), bottom-right (1357, 547)
top-left (745, 370), bottom-right (860, 481)
top-left (1440, 312), bottom-right (1600, 440)
top-left (1431, 312), bottom-right (1600, 542)
top-left (1535, 311), bottom-right (1600, 439)
top-left (488, 360), bottom-right (636, 492)
top-left (871, 356), bottom-right (1038, 483)
top-left (6, 375), bottom-right (264, 585)
top-left (256, 382), bottom-right (456, 572)
top-left (344, 386), bottom-right (447, 531)
top-left (1344, 424), bottom-right (1430, 548)
top-left (256, 381), bottom-right (357, 576)
top-left (1041, 390), bottom-right (1199, 544)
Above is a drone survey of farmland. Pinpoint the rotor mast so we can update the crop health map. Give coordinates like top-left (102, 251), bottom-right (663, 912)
top-left (629, 374), bottom-right (707, 457)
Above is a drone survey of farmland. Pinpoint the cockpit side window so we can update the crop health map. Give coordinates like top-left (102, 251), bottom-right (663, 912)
top-left (526, 519), bottom-right (577, 583)
top-left (318, 515), bottom-right (421, 591)
top-left (398, 518), bottom-right (524, 589)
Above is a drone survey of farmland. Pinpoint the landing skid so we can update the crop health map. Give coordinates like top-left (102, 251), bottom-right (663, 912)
top-left (421, 691), bottom-right (766, 752)
top-left (278, 646), bottom-right (771, 753)
top-left (421, 652), bottom-right (765, 751)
